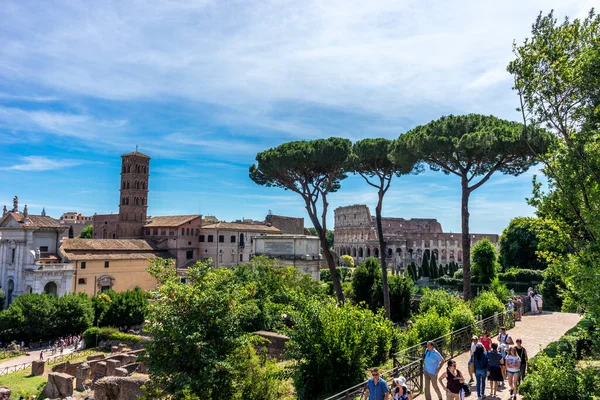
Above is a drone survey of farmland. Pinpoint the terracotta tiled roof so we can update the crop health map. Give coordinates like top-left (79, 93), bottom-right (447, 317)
top-left (144, 215), bottom-right (201, 228)
top-left (122, 151), bottom-right (150, 158)
top-left (62, 252), bottom-right (163, 261)
top-left (0, 212), bottom-right (65, 228)
top-left (201, 222), bottom-right (281, 233)
top-left (61, 239), bottom-right (155, 251)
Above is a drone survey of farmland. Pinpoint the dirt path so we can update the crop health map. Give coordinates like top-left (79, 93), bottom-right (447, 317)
top-left (0, 345), bottom-right (80, 370)
top-left (416, 311), bottom-right (581, 400)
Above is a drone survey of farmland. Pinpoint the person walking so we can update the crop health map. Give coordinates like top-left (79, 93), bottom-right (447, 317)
top-left (468, 336), bottom-right (478, 383)
top-left (472, 343), bottom-right (488, 400)
top-left (486, 343), bottom-right (503, 397)
top-left (364, 368), bottom-right (389, 400)
top-left (438, 360), bottom-right (464, 400)
top-left (480, 331), bottom-right (492, 351)
top-left (505, 347), bottom-right (521, 399)
top-left (498, 327), bottom-right (514, 346)
top-left (533, 291), bottom-right (543, 314)
top-left (392, 376), bottom-right (413, 400)
top-left (514, 339), bottom-right (528, 384)
top-left (423, 341), bottom-right (445, 400)
top-left (39, 351), bottom-right (43, 360)
top-left (515, 297), bottom-right (523, 321)
top-left (529, 290), bottom-right (538, 314)
top-left (499, 344), bottom-right (508, 383)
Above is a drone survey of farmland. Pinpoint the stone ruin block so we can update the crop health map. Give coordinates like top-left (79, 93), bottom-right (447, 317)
top-left (124, 363), bottom-right (140, 374)
top-left (76, 362), bottom-right (91, 391)
top-left (137, 362), bottom-right (149, 374)
top-left (123, 354), bottom-right (138, 365)
top-left (31, 360), bottom-right (45, 376)
top-left (94, 376), bottom-right (149, 400)
top-left (105, 359), bottom-right (121, 376)
top-left (253, 330), bottom-right (290, 360)
top-left (43, 372), bottom-right (74, 399)
top-left (87, 354), bottom-right (105, 361)
top-left (117, 344), bottom-right (128, 352)
top-left (94, 361), bottom-right (107, 379)
top-left (114, 367), bottom-right (128, 377)
top-left (0, 386), bottom-right (10, 400)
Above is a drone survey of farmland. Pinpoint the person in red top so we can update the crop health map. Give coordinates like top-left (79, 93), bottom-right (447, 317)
top-left (480, 330), bottom-right (492, 351)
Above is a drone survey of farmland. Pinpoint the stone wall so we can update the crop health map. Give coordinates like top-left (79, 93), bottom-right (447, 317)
top-left (253, 330), bottom-right (290, 360)
top-left (265, 214), bottom-right (304, 235)
top-left (94, 376), bottom-right (149, 400)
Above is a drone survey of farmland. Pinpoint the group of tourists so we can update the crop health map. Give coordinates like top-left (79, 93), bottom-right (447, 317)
top-left (364, 328), bottom-right (529, 400)
top-left (39, 334), bottom-right (83, 360)
top-left (527, 288), bottom-right (543, 314)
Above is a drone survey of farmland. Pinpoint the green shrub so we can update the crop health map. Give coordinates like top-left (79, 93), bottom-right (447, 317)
top-left (448, 304), bottom-right (476, 332)
top-left (320, 267), bottom-right (353, 283)
top-left (453, 269), bottom-right (463, 279)
top-left (519, 354), bottom-right (599, 400)
top-left (497, 268), bottom-right (543, 283)
top-left (229, 344), bottom-right (288, 400)
top-left (472, 291), bottom-right (505, 319)
top-left (413, 307), bottom-right (450, 342)
top-left (82, 327), bottom-right (141, 348)
top-left (287, 299), bottom-right (399, 400)
top-left (320, 269), bottom-right (331, 282)
top-left (419, 288), bottom-right (461, 318)
top-left (489, 278), bottom-right (512, 303)
top-left (435, 277), bottom-right (462, 288)
top-left (388, 275), bottom-right (414, 323)
top-left (351, 258), bottom-right (380, 311)
top-left (471, 239), bottom-right (500, 284)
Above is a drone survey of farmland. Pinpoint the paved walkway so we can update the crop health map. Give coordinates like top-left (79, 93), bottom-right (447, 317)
top-left (417, 311), bottom-right (581, 400)
top-left (0, 345), bottom-right (80, 369)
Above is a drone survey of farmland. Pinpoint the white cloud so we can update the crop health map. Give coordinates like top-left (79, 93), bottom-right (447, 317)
top-left (0, 0), bottom-right (592, 128)
top-left (2, 156), bottom-right (83, 171)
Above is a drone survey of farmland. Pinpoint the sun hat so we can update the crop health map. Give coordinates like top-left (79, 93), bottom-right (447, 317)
top-left (472, 335), bottom-right (478, 340)
top-left (393, 376), bottom-right (407, 387)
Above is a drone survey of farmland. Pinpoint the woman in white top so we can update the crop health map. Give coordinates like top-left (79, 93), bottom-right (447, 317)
top-left (530, 291), bottom-right (538, 314)
top-left (534, 292), bottom-right (543, 313)
top-left (505, 347), bottom-right (521, 400)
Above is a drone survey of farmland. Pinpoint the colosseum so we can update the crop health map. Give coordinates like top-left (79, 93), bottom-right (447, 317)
top-left (334, 205), bottom-right (499, 273)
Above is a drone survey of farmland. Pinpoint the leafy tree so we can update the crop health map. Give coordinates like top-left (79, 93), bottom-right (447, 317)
top-left (471, 238), bottom-right (500, 284)
top-left (144, 259), bottom-right (255, 398)
top-left (0, 294), bottom-right (54, 342)
top-left (430, 253), bottom-right (438, 279)
top-left (286, 299), bottom-right (399, 400)
top-left (53, 293), bottom-right (94, 337)
top-left (393, 115), bottom-right (552, 299)
top-left (79, 224), bottom-right (93, 238)
top-left (351, 258), bottom-right (379, 309)
top-left (499, 217), bottom-right (547, 270)
top-left (92, 288), bottom-right (148, 328)
top-left (508, 9), bottom-right (600, 319)
top-left (387, 275), bottom-right (414, 323)
top-left (341, 254), bottom-right (354, 268)
top-left (472, 291), bottom-right (505, 319)
top-left (0, 289), bottom-right (5, 310)
top-left (438, 264), bottom-right (445, 278)
top-left (421, 252), bottom-right (430, 278)
top-left (250, 138), bottom-right (352, 302)
top-left (307, 227), bottom-right (334, 250)
top-left (349, 138), bottom-right (418, 318)
top-left (449, 303), bottom-right (476, 332)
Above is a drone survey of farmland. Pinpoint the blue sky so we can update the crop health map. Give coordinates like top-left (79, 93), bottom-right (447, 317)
top-left (0, 0), bottom-right (592, 234)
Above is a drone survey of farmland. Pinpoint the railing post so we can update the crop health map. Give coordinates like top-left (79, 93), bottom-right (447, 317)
top-left (450, 330), bottom-right (454, 357)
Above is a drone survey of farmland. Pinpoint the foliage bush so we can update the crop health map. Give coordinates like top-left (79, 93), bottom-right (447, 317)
top-left (413, 307), bottom-right (450, 342)
top-left (320, 267), bottom-right (352, 283)
top-left (497, 268), bottom-right (543, 283)
top-left (387, 275), bottom-right (414, 323)
top-left (448, 304), bottom-right (476, 332)
top-left (489, 278), bottom-right (512, 303)
top-left (539, 265), bottom-right (567, 311)
top-left (472, 291), bottom-right (505, 319)
top-left (471, 239), bottom-right (500, 284)
top-left (419, 288), bottom-right (461, 318)
top-left (436, 277), bottom-right (462, 288)
top-left (340, 255), bottom-right (355, 268)
top-left (286, 299), bottom-right (399, 400)
top-left (82, 327), bottom-right (141, 348)
top-left (92, 287), bottom-right (148, 328)
top-left (453, 269), bottom-right (463, 279)
top-left (519, 354), bottom-right (599, 400)
top-left (351, 258), bottom-right (380, 309)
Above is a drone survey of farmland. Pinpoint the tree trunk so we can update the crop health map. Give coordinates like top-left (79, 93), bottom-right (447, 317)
top-left (375, 192), bottom-right (391, 319)
top-left (461, 178), bottom-right (472, 300)
top-left (305, 202), bottom-right (345, 302)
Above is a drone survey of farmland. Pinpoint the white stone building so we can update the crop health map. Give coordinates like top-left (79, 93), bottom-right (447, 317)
top-left (0, 197), bottom-right (74, 307)
top-left (252, 235), bottom-right (322, 280)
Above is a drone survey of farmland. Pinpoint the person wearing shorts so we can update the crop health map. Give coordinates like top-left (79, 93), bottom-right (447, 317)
top-left (505, 347), bottom-right (521, 400)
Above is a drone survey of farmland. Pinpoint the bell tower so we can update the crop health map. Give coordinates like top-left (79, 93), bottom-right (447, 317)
top-left (117, 150), bottom-right (150, 238)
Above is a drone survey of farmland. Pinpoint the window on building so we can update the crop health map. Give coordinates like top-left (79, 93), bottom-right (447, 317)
top-left (169, 230), bottom-right (175, 236)
top-left (104, 261), bottom-right (110, 268)
top-left (39, 246), bottom-right (49, 252)
top-left (230, 235), bottom-right (236, 243)
top-left (186, 250), bottom-right (194, 260)
top-left (239, 254), bottom-right (243, 262)
top-left (180, 278), bottom-right (187, 284)
top-left (161, 229), bottom-right (166, 236)
top-left (188, 241), bottom-right (192, 245)
top-left (231, 254), bottom-right (235, 262)
top-left (11, 249), bottom-right (15, 264)
top-left (208, 235), bottom-right (214, 242)
top-left (81, 262), bottom-right (86, 269)
top-left (200, 235), bottom-right (205, 242)
top-left (78, 278), bottom-right (86, 285)
top-left (154, 228), bottom-right (158, 235)
top-left (112, 234), bottom-right (116, 239)
top-left (181, 228), bottom-right (185, 235)
top-left (219, 235), bottom-right (224, 243)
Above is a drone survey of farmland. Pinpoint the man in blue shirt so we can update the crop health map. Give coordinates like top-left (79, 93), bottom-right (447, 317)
top-left (364, 368), bottom-right (389, 400)
top-left (423, 341), bottom-right (444, 400)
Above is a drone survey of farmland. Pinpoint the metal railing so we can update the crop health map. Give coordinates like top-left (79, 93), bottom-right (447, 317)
top-left (325, 311), bottom-right (515, 400)
top-left (0, 347), bottom-right (100, 377)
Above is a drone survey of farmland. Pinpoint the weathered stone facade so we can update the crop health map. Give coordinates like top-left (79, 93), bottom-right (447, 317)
top-left (333, 205), bottom-right (498, 272)
top-left (265, 214), bottom-right (305, 235)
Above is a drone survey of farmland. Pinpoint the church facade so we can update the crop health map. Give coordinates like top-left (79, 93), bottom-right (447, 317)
top-left (333, 204), bottom-right (499, 272)
top-left (0, 197), bottom-right (74, 307)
